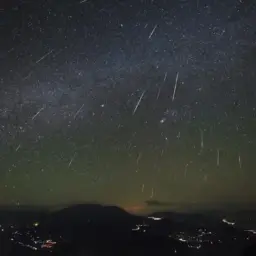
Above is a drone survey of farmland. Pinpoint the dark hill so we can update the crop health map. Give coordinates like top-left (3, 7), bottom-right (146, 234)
top-left (38, 204), bottom-right (143, 241)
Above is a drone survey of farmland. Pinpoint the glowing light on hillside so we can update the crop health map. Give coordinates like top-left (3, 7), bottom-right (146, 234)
top-left (222, 218), bottom-right (235, 226)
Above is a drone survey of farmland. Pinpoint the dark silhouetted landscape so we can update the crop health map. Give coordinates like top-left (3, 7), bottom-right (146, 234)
top-left (1, 204), bottom-right (256, 255)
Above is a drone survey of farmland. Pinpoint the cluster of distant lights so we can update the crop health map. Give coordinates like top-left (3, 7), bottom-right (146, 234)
top-left (131, 216), bottom-right (206, 250)
top-left (1, 216), bottom-right (256, 253)
top-left (169, 228), bottom-right (219, 250)
top-left (132, 223), bottom-right (149, 232)
top-left (222, 218), bottom-right (235, 226)
top-left (5, 222), bottom-right (57, 251)
top-left (12, 239), bottom-right (57, 251)
top-left (131, 216), bottom-right (163, 231)
top-left (131, 216), bottom-right (256, 251)
top-left (147, 216), bottom-right (162, 221)
top-left (221, 218), bottom-right (256, 238)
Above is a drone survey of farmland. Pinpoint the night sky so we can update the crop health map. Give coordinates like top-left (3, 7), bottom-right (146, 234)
top-left (1, 0), bottom-right (256, 212)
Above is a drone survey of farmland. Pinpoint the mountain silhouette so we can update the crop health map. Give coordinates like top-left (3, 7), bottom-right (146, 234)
top-left (38, 204), bottom-right (143, 242)
top-left (43, 203), bottom-right (140, 226)
top-left (35, 204), bottom-right (188, 255)
top-left (2, 204), bottom-right (255, 256)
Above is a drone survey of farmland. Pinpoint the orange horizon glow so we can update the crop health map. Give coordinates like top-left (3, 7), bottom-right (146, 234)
top-left (123, 204), bottom-right (146, 214)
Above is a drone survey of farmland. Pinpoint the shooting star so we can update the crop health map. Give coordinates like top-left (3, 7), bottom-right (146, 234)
top-left (35, 50), bottom-right (53, 64)
top-left (68, 154), bottom-right (76, 168)
top-left (133, 90), bottom-right (146, 115)
top-left (156, 72), bottom-right (168, 100)
top-left (148, 24), bottom-right (158, 39)
top-left (150, 188), bottom-right (154, 198)
top-left (15, 144), bottom-right (21, 152)
top-left (200, 128), bottom-right (204, 150)
top-left (74, 104), bottom-right (84, 119)
top-left (156, 87), bottom-right (161, 100)
top-left (32, 107), bottom-right (45, 120)
top-left (163, 72), bottom-right (168, 82)
top-left (172, 72), bottom-right (179, 101)
top-left (238, 154), bottom-right (242, 169)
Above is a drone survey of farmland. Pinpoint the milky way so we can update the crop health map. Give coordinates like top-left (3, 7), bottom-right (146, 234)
top-left (0, 0), bottom-right (256, 212)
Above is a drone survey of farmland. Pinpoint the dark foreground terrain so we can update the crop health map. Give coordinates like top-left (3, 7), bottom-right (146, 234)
top-left (1, 204), bottom-right (256, 256)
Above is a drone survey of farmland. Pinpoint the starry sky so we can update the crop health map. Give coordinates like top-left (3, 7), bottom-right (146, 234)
top-left (0, 0), bottom-right (256, 212)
